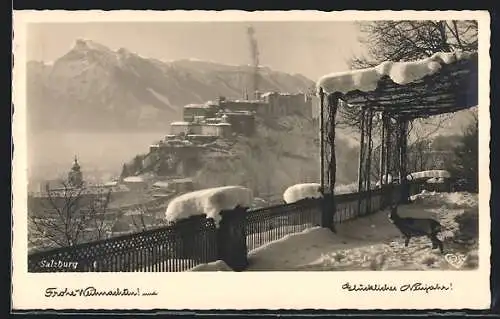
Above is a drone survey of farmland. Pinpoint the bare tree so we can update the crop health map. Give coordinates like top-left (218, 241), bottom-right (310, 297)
top-left (406, 115), bottom-right (453, 172)
top-left (446, 112), bottom-right (478, 192)
top-left (29, 182), bottom-right (112, 249)
top-left (86, 189), bottom-right (113, 241)
top-left (129, 206), bottom-right (149, 232)
top-left (129, 199), bottom-right (169, 232)
top-left (351, 20), bottom-right (478, 68)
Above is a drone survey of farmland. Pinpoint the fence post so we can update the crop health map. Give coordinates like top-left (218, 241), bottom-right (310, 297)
top-left (216, 206), bottom-right (249, 272)
top-left (175, 216), bottom-right (198, 260)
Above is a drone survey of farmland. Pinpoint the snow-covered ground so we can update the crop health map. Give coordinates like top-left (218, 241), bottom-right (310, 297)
top-left (189, 260), bottom-right (233, 271)
top-left (140, 191), bottom-right (478, 272)
top-left (245, 191), bottom-right (479, 271)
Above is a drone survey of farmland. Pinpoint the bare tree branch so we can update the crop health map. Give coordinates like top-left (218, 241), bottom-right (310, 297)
top-left (28, 183), bottom-right (112, 250)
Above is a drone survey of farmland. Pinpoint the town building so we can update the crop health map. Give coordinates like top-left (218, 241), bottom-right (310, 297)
top-left (151, 178), bottom-right (195, 195)
top-left (170, 121), bottom-right (192, 135)
top-left (220, 111), bottom-right (255, 135)
top-left (177, 91), bottom-right (314, 140)
top-left (219, 97), bottom-right (266, 113)
top-left (261, 92), bottom-right (312, 118)
top-left (182, 103), bottom-right (218, 122)
top-left (122, 174), bottom-right (156, 191)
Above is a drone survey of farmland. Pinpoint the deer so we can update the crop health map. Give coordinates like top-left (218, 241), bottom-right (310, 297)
top-left (388, 204), bottom-right (444, 253)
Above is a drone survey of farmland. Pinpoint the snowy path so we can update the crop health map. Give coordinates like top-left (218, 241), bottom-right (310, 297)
top-left (245, 192), bottom-right (478, 271)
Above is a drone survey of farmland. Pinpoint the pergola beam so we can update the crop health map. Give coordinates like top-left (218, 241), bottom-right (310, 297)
top-left (337, 54), bottom-right (478, 118)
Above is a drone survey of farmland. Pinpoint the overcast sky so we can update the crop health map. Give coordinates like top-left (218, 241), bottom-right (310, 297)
top-left (27, 21), bottom-right (365, 81)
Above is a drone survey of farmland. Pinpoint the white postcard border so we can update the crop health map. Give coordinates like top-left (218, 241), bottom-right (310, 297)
top-left (12, 10), bottom-right (492, 310)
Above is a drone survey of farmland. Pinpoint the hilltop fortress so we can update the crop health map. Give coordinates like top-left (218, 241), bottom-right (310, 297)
top-left (167, 91), bottom-right (313, 139)
top-left (119, 91), bottom-right (315, 190)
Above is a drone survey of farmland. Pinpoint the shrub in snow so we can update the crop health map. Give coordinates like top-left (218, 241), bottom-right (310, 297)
top-left (164, 186), bottom-right (253, 226)
top-left (283, 183), bottom-right (322, 204)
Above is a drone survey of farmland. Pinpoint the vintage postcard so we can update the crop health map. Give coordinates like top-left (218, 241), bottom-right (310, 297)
top-left (12, 10), bottom-right (491, 310)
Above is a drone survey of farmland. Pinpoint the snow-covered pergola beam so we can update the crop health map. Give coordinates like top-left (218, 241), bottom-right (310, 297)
top-left (317, 51), bottom-right (478, 119)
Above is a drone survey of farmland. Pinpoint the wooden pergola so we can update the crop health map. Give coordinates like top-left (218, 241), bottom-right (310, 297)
top-left (316, 51), bottom-right (478, 225)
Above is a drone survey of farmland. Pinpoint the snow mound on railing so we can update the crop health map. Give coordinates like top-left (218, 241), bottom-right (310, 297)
top-left (317, 51), bottom-right (475, 95)
top-left (164, 186), bottom-right (253, 226)
top-left (407, 170), bottom-right (451, 180)
top-left (283, 183), bottom-right (322, 204)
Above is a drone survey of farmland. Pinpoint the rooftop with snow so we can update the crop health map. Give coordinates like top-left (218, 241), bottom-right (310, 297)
top-left (316, 51), bottom-right (478, 118)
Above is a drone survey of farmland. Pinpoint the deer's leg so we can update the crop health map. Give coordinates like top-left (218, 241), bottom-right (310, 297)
top-left (404, 236), bottom-right (410, 247)
top-left (430, 234), bottom-right (444, 253)
top-left (433, 235), bottom-right (444, 254)
top-left (438, 240), bottom-right (444, 253)
top-left (429, 235), bottom-right (438, 249)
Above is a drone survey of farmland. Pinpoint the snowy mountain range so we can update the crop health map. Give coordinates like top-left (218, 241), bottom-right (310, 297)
top-left (27, 39), bottom-right (315, 132)
top-left (26, 38), bottom-right (476, 136)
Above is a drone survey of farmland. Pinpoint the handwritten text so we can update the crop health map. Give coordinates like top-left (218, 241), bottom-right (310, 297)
top-left (341, 282), bottom-right (453, 293)
top-left (44, 287), bottom-right (158, 297)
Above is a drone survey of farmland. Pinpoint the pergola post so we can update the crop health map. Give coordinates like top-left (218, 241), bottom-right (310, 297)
top-left (379, 112), bottom-right (387, 186)
top-left (357, 107), bottom-right (366, 195)
top-left (365, 107), bottom-right (374, 214)
top-left (319, 90), bottom-right (339, 233)
top-left (383, 114), bottom-right (392, 185)
top-left (384, 115), bottom-right (399, 205)
top-left (326, 93), bottom-right (339, 232)
top-left (398, 116), bottom-right (410, 204)
top-left (327, 93), bottom-right (339, 196)
top-left (356, 107), bottom-right (366, 215)
top-left (319, 88), bottom-right (325, 193)
top-left (356, 105), bottom-right (375, 215)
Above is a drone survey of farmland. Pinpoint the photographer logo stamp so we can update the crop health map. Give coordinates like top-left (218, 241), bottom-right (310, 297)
top-left (444, 253), bottom-right (467, 269)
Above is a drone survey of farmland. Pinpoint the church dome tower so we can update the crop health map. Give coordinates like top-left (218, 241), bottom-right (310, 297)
top-left (67, 156), bottom-right (83, 188)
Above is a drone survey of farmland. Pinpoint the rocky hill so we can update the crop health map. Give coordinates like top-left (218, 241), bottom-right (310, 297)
top-left (190, 115), bottom-right (360, 200)
top-left (189, 109), bottom-right (477, 200)
top-left (27, 39), bottom-right (314, 132)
